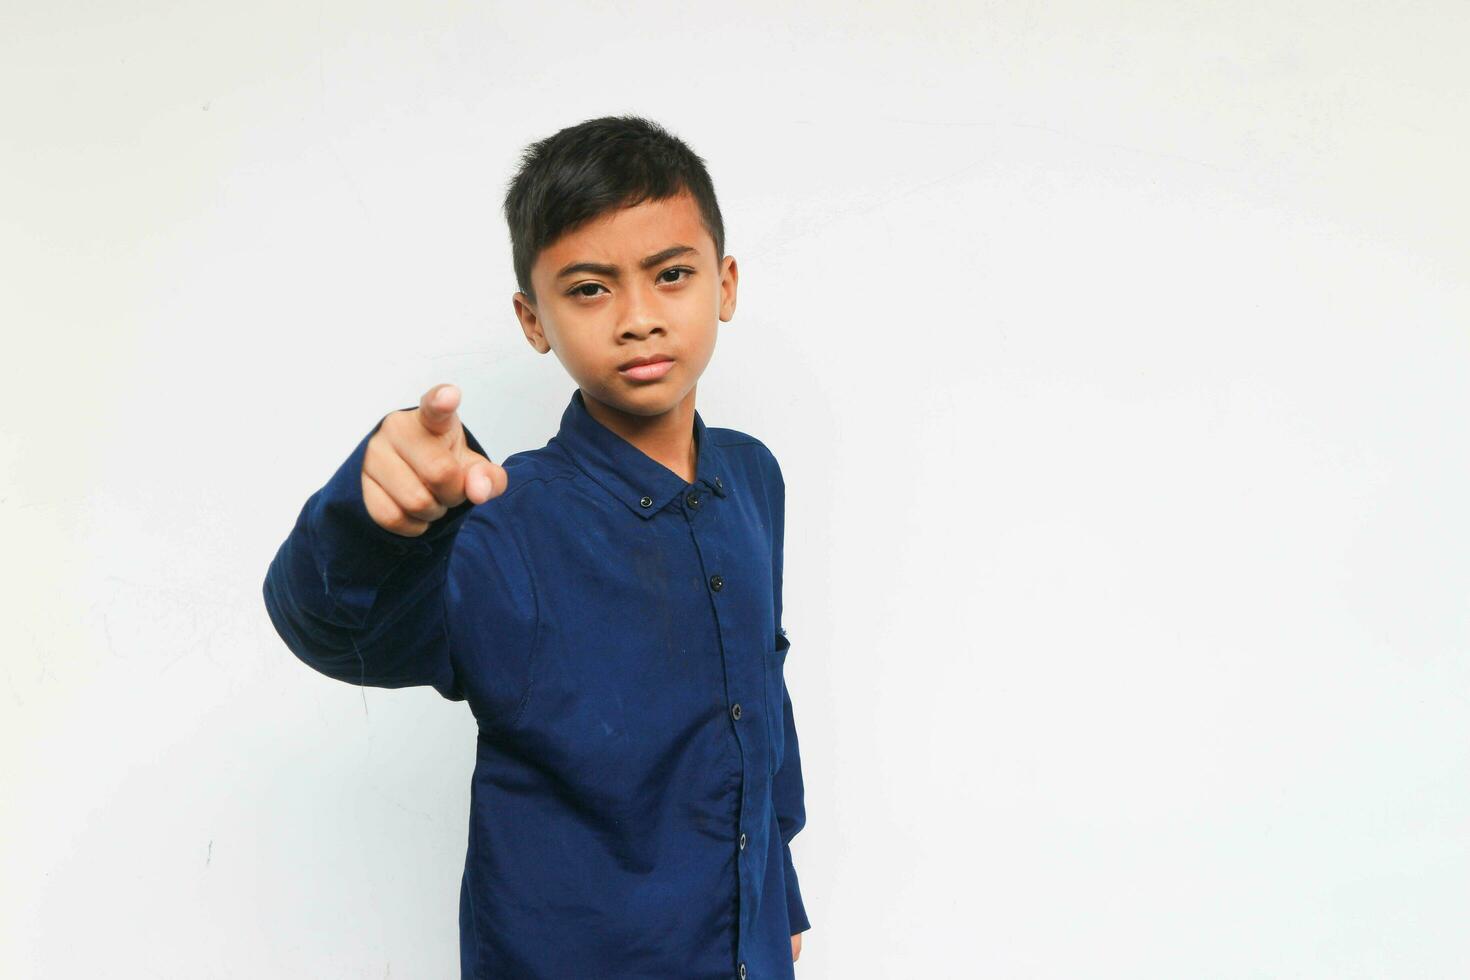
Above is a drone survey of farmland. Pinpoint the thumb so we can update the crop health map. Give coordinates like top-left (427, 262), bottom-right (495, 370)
top-left (418, 382), bottom-right (462, 437)
top-left (461, 452), bottom-right (500, 505)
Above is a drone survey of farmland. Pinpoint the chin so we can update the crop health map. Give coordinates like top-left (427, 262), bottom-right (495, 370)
top-left (609, 382), bottom-right (690, 415)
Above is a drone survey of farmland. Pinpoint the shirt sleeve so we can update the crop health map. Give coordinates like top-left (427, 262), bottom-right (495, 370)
top-left (767, 448), bottom-right (812, 936)
top-left (261, 407), bottom-right (491, 701)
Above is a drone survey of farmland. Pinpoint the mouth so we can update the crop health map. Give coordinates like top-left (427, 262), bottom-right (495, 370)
top-left (618, 355), bottom-right (675, 382)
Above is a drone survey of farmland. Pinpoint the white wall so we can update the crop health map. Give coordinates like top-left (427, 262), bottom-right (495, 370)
top-left (3, 2), bottom-right (1466, 977)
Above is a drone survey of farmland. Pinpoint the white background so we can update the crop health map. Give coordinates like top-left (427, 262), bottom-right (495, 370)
top-left (3, 2), bottom-right (1467, 977)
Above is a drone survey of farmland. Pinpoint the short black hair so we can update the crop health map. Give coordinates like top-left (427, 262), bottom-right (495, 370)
top-left (502, 115), bottom-right (726, 305)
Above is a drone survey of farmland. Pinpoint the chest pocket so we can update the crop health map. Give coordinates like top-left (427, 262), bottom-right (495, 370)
top-left (765, 627), bottom-right (791, 774)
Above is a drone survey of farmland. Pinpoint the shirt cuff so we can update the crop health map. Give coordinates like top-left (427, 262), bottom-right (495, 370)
top-left (784, 842), bottom-right (811, 934)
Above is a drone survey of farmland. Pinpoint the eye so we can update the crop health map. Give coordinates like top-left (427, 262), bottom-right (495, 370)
top-left (567, 281), bottom-right (607, 299)
top-left (565, 267), bottom-right (695, 300)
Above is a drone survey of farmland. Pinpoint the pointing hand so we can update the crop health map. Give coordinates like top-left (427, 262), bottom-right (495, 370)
top-left (362, 383), bottom-right (507, 537)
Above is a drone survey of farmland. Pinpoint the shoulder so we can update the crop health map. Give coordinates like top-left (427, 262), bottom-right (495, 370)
top-left (706, 424), bottom-right (784, 495)
top-left (462, 443), bottom-right (579, 531)
top-left (500, 443), bottom-right (580, 488)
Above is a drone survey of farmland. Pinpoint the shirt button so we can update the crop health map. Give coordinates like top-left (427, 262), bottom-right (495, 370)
top-left (639, 495), bottom-right (653, 508)
top-left (738, 832), bottom-right (747, 850)
top-left (714, 476), bottom-right (723, 490)
top-left (738, 963), bottom-right (747, 979)
top-left (709, 574), bottom-right (724, 592)
top-left (686, 492), bottom-right (701, 508)
top-left (731, 703), bottom-right (741, 720)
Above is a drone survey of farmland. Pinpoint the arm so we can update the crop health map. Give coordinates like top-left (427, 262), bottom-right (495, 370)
top-left (261, 406), bottom-right (492, 701)
top-left (768, 450), bottom-right (812, 937)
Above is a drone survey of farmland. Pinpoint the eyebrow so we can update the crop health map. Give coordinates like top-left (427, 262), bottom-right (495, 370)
top-left (555, 244), bottom-right (698, 280)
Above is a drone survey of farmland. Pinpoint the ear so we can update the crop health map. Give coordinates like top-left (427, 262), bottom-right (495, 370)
top-left (513, 292), bottom-right (552, 354)
top-left (718, 255), bottom-right (738, 322)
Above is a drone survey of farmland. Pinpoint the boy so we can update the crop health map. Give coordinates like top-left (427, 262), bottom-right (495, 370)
top-left (263, 115), bottom-right (811, 979)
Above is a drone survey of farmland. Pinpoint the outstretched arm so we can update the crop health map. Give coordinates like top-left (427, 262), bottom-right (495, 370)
top-left (262, 383), bottom-right (502, 700)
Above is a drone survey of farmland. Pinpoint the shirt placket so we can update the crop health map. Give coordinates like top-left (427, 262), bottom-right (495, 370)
top-left (678, 476), bottom-right (756, 980)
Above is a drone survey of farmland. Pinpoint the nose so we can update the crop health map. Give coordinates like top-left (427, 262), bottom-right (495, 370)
top-left (618, 281), bottom-right (665, 338)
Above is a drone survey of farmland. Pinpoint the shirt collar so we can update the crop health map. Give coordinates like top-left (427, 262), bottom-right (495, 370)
top-left (551, 387), bottom-right (730, 520)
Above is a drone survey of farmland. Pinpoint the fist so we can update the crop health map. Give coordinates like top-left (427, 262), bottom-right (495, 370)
top-left (362, 382), bottom-right (507, 537)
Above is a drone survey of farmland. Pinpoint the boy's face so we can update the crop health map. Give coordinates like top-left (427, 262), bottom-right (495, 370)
top-left (513, 190), bottom-right (737, 420)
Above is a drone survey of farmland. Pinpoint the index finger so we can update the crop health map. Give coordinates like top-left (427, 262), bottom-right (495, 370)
top-left (418, 382), bottom-right (461, 437)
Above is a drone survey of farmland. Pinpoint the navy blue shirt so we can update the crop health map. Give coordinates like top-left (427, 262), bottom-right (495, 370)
top-left (263, 387), bottom-right (809, 979)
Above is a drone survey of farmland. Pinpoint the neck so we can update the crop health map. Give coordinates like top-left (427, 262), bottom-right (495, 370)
top-left (582, 386), bottom-right (699, 484)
